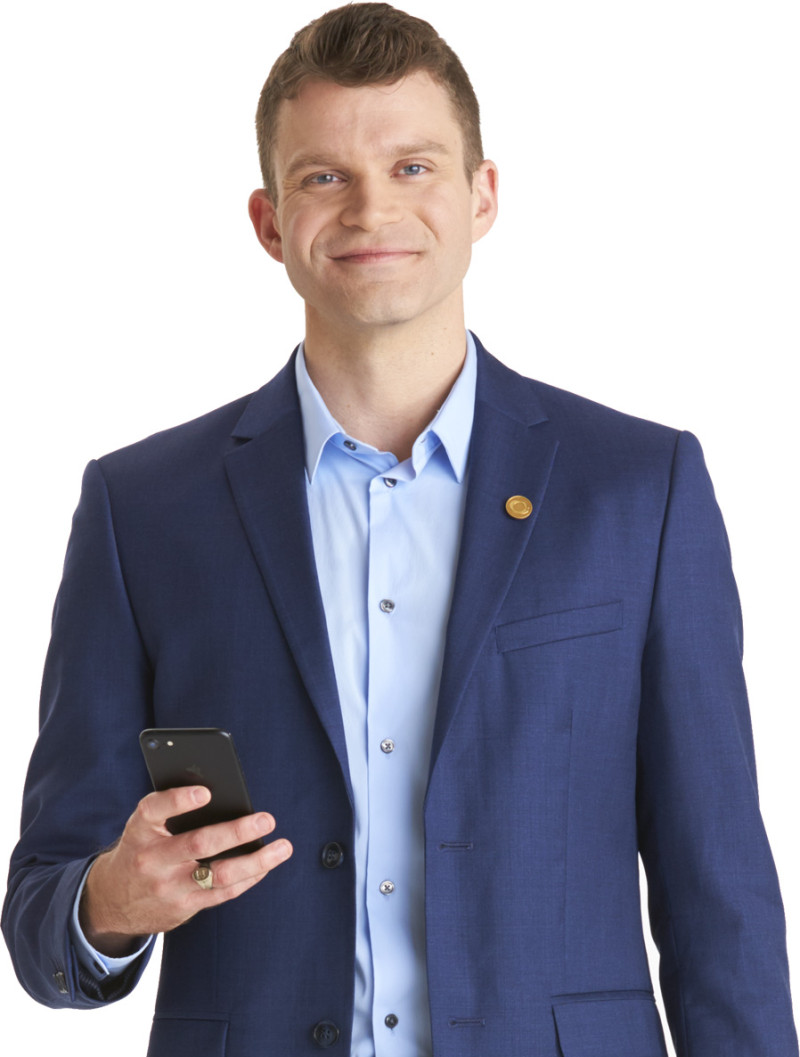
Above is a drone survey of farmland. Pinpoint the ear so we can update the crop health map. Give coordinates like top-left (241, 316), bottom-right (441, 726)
top-left (470, 160), bottom-right (499, 244)
top-left (248, 189), bottom-right (284, 263)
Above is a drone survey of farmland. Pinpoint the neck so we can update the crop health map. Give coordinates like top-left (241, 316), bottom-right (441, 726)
top-left (303, 310), bottom-right (468, 463)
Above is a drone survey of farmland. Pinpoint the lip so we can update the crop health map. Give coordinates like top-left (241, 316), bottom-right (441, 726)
top-left (331, 249), bottom-right (418, 263)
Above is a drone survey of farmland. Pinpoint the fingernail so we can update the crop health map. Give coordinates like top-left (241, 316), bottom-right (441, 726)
top-left (192, 786), bottom-right (210, 804)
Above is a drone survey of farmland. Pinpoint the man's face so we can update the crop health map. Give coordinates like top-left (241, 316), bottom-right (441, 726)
top-left (250, 71), bottom-right (497, 336)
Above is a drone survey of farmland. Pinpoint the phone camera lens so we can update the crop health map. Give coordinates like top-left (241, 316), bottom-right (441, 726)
top-left (146, 737), bottom-right (160, 750)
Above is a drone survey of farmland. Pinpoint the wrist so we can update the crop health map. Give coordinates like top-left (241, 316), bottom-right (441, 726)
top-left (79, 854), bottom-right (146, 957)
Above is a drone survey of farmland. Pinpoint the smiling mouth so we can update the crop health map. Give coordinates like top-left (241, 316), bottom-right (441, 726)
top-left (332, 249), bottom-right (417, 264)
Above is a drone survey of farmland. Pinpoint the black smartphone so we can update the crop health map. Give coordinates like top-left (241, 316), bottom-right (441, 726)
top-left (138, 727), bottom-right (263, 860)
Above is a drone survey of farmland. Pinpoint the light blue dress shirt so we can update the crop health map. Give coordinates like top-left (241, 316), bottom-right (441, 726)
top-left (298, 335), bottom-right (475, 1056)
top-left (71, 333), bottom-right (477, 1057)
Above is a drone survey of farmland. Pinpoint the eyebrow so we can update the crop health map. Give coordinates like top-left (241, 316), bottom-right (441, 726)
top-left (283, 141), bottom-right (452, 182)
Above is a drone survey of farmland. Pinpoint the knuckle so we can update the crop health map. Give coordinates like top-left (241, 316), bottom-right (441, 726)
top-left (214, 876), bottom-right (251, 905)
top-left (175, 785), bottom-right (201, 810)
top-left (130, 848), bottom-right (151, 877)
top-left (183, 830), bottom-right (207, 860)
top-left (250, 849), bottom-right (274, 879)
top-left (232, 816), bottom-right (254, 844)
top-left (165, 787), bottom-right (191, 816)
top-left (209, 858), bottom-right (243, 892)
top-left (134, 796), bottom-right (153, 825)
top-left (209, 861), bottom-right (229, 888)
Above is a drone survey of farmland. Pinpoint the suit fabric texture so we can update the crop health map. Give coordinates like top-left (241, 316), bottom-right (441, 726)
top-left (3, 338), bottom-right (797, 1056)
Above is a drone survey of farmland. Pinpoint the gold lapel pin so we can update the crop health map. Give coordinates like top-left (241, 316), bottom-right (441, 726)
top-left (505, 495), bottom-right (533, 520)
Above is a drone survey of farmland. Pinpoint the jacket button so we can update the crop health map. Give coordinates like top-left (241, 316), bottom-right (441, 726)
top-left (320, 841), bottom-right (345, 869)
top-left (312, 1021), bottom-right (340, 1047)
top-left (385, 1013), bottom-right (399, 1028)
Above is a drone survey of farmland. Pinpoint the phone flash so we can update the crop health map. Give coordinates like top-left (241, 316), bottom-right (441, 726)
top-left (167, 740), bottom-right (174, 747)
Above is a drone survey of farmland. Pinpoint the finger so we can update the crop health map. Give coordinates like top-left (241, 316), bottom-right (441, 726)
top-left (134, 785), bottom-right (211, 831)
top-left (174, 811), bottom-right (277, 865)
top-left (203, 860), bottom-right (289, 908)
top-left (203, 838), bottom-right (293, 891)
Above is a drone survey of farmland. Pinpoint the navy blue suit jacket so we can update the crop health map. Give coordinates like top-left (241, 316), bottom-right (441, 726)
top-left (3, 339), bottom-right (797, 1056)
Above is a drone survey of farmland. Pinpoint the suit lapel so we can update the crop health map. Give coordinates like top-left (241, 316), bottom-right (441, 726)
top-left (223, 344), bottom-right (557, 802)
top-left (224, 358), bottom-right (352, 803)
top-left (429, 343), bottom-right (559, 779)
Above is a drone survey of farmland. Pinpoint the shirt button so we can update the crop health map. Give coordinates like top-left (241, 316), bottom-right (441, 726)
top-left (379, 599), bottom-right (395, 613)
top-left (384, 477), bottom-right (397, 488)
top-left (385, 1014), bottom-right (399, 1029)
top-left (380, 738), bottom-right (395, 754)
top-left (343, 439), bottom-right (357, 451)
top-left (380, 879), bottom-right (395, 895)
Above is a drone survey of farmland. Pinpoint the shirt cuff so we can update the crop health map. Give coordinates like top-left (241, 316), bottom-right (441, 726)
top-left (69, 862), bottom-right (154, 978)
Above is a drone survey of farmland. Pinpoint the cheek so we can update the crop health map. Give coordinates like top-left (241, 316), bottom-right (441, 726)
top-left (275, 216), bottom-right (334, 302)
top-left (427, 195), bottom-right (477, 250)
top-left (276, 208), bottom-right (319, 265)
top-left (272, 231), bottom-right (312, 287)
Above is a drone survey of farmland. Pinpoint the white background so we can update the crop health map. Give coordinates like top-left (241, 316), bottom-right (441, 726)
top-left (1, 2), bottom-right (797, 1053)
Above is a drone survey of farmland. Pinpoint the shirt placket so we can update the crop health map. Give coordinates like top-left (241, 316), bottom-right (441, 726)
top-left (365, 470), bottom-right (424, 1054)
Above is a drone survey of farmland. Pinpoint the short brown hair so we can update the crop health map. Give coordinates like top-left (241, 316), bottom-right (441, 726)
top-left (255, 3), bottom-right (483, 197)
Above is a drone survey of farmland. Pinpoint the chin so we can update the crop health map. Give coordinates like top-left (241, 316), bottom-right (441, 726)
top-left (332, 296), bottom-right (424, 330)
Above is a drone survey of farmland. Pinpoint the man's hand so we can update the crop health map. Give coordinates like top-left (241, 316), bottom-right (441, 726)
top-left (79, 786), bottom-right (293, 957)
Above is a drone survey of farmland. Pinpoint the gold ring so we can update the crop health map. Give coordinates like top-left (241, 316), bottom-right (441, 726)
top-left (192, 864), bottom-right (213, 890)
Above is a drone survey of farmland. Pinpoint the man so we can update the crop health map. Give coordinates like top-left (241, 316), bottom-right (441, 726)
top-left (3, 4), bottom-right (797, 1056)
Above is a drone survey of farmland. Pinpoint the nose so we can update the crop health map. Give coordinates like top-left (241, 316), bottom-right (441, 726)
top-left (339, 174), bottom-right (401, 232)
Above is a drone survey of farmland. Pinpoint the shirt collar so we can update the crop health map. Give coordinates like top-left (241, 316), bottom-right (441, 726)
top-left (295, 331), bottom-right (477, 484)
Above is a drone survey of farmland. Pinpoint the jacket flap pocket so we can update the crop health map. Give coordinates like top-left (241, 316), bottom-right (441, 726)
top-left (148, 1016), bottom-right (228, 1056)
top-left (553, 994), bottom-right (667, 1057)
top-left (497, 601), bottom-right (623, 653)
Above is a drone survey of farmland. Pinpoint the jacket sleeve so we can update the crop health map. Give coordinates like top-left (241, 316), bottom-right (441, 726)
top-left (637, 430), bottom-right (798, 1055)
top-left (2, 459), bottom-right (155, 1007)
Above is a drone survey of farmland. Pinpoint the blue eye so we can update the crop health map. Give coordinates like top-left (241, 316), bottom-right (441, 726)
top-left (308, 173), bottom-right (340, 185)
top-left (400, 164), bottom-right (426, 176)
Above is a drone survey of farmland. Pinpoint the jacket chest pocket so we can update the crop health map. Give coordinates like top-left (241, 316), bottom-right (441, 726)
top-left (496, 601), bottom-right (623, 653)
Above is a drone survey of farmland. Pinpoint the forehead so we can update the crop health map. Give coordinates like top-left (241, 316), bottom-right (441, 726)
top-left (272, 70), bottom-right (464, 173)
